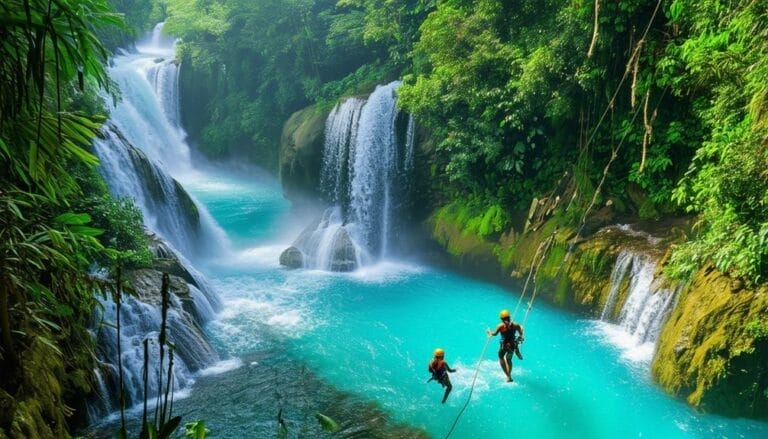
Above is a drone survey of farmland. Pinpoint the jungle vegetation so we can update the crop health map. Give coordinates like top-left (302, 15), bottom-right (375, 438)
top-left (163, 0), bottom-right (767, 285)
top-left (0, 0), bottom-right (153, 435)
top-left (0, 0), bottom-right (766, 435)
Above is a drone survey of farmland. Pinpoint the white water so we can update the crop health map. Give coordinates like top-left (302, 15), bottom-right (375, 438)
top-left (87, 294), bottom-right (219, 421)
top-left (87, 24), bottom-right (228, 422)
top-left (595, 250), bottom-right (679, 364)
top-left (292, 82), bottom-right (412, 270)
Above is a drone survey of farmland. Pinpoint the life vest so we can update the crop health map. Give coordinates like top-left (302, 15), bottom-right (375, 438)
top-left (429, 359), bottom-right (447, 379)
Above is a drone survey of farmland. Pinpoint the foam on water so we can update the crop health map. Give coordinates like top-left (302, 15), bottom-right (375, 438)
top-left (589, 321), bottom-right (656, 365)
top-left (197, 358), bottom-right (243, 377)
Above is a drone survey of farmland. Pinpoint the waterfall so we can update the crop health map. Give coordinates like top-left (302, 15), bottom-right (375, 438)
top-left (286, 82), bottom-right (413, 270)
top-left (599, 250), bottom-right (679, 359)
top-left (94, 126), bottom-right (202, 256)
top-left (320, 97), bottom-right (365, 203)
top-left (86, 293), bottom-right (219, 422)
top-left (87, 23), bottom-right (225, 422)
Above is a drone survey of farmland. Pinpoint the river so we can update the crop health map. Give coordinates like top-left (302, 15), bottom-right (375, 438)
top-left (87, 24), bottom-right (768, 439)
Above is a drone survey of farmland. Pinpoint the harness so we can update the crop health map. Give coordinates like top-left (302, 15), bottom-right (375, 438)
top-left (429, 359), bottom-right (448, 380)
top-left (499, 322), bottom-right (519, 351)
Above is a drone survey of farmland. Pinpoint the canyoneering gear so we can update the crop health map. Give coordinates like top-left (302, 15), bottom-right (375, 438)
top-left (487, 312), bottom-right (525, 382)
top-left (429, 358), bottom-right (449, 380)
top-left (428, 349), bottom-right (457, 404)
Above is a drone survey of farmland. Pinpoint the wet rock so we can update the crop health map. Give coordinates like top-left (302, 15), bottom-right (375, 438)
top-left (329, 228), bottom-right (357, 272)
top-left (124, 268), bottom-right (190, 305)
top-left (279, 105), bottom-right (329, 202)
top-left (279, 246), bottom-right (304, 269)
top-left (147, 233), bottom-right (199, 287)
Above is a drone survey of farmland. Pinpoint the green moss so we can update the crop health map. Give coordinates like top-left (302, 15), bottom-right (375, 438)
top-left (652, 267), bottom-right (768, 418)
top-left (280, 104), bottom-right (331, 199)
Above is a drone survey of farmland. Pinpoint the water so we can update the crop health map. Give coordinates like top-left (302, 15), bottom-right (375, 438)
top-left (597, 250), bottom-right (680, 363)
top-left (293, 82), bottom-right (411, 269)
top-left (90, 24), bottom-right (768, 439)
top-left (170, 171), bottom-right (768, 438)
top-left (86, 24), bottom-right (226, 421)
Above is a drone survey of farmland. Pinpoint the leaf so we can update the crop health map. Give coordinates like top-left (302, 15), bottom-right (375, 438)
top-left (140, 422), bottom-right (158, 439)
top-left (315, 412), bottom-right (340, 433)
top-left (159, 416), bottom-right (182, 439)
top-left (55, 212), bottom-right (92, 226)
top-left (69, 225), bottom-right (105, 237)
top-left (55, 303), bottom-right (73, 317)
top-left (184, 420), bottom-right (209, 439)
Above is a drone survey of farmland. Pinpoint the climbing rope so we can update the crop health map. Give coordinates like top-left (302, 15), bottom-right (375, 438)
top-left (513, 231), bottom-right (557, 322)
top-left (442, 335), bottom-right (494, 439)
top-left (511, 239), bottom-right (547, 318)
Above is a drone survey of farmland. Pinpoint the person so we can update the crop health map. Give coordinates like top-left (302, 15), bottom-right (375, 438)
top-left (428, 348), bottom-right (457, 403)
top-left (486, 309), bottom-right (524, 382)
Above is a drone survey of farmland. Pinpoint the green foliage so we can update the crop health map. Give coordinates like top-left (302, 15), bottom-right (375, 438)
top-left (184, 420), bottom-right (210, 439)
top-left (70, 162), bottom-right (153, 269)
top-left (164, 0), bottom-right (230, 37)
top-left (0, 189), bottom-right (105, 369)
top-left (397, 0), bottom-right (689, 212)
top-left (666, 0), bottom-right (768, 285)
top-left (99, 0), bottom-right (158, 49)
top-left (746, 319), bottom-right (768, 340)
top-left (436, 199), bottom-right (510, 240)
top-left (0, 3), bottom-right (163, 437)
top-left (165, 0), bottom-right (430, 167)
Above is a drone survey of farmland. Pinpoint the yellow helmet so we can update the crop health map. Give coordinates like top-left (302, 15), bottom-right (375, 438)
top-left (434, 348), bottom-right (445, 357)
top-left (499, 309), bottom-right (510, 319)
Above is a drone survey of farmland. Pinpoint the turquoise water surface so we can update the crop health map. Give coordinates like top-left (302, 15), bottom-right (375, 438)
top-left (178, 170), bottom-right (768, 438)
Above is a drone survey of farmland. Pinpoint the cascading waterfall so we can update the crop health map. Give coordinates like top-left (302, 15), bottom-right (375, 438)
top-left (87, 293), bottom-right (219, 422)
top-left (94, 126), bottom-right (201, 256)
top-left (87, 24), bottom-right (225, 422)
top-left (599, 250), bottom-right (679, 357)
top-left (287, 82), bottom-right (413, 270)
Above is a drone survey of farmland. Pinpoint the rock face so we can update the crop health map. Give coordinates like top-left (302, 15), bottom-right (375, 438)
top-left (279, 246), bottom-right (304, 268)
top-left (279, 105), bottom-right (329, 202)
top-left (147, 233), bottom-right (199, 286)
top-left (126, 144), bottom-right (200, 230)
top-left (652, 267), bottom-right (768, 418)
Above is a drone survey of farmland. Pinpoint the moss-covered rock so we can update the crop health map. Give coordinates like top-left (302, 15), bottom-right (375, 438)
top-left (3, 338), bottom-right (72, 439)
top-left (279, 105), bottom-right (329, 201)
top-left (652, 266), bottom-right (768, 418)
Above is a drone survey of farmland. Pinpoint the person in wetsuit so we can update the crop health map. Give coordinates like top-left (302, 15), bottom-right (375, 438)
top-left (428, 348), bottom-right (457, 403)
top-left (486, 309), bottom-right (524, 382)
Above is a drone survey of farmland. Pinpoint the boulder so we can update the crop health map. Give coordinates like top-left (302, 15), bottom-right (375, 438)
top-left (329, 228), bottom-right (357, 272)
top-left (146, 233), bottom-right (199, 286)
top-left (279, 246), bottom-right (304, 269)
top-left (123, 268), bottom-right (190, 306)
